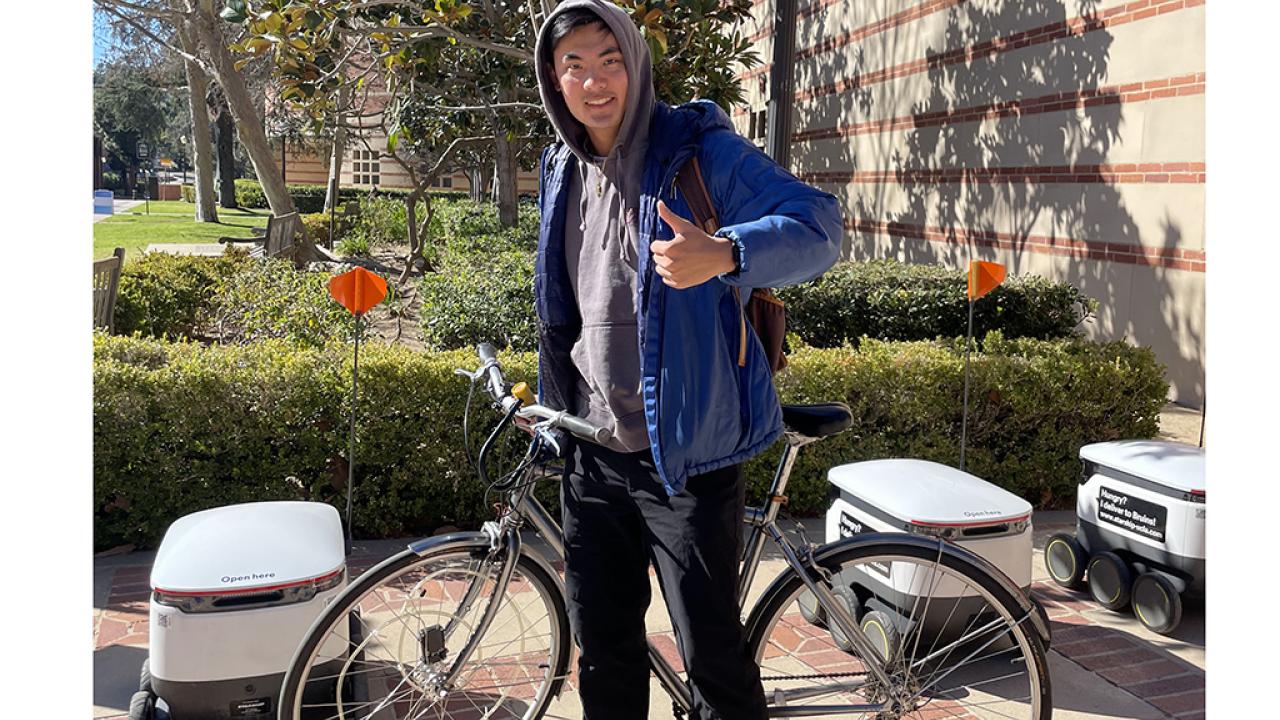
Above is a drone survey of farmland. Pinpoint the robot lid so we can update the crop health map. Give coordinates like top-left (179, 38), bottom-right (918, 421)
top-left (1079, 440), bottom-right (1205, 495)
top-left (151, 501), bottom-right (345, 594)
top-left (828, 459), bottom-right (1032, 526)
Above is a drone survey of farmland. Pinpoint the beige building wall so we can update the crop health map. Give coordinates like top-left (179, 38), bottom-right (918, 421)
top-left (276, 137), bottom-right (538, 195)
top-left (734, 0), bottom-right (1205, 405)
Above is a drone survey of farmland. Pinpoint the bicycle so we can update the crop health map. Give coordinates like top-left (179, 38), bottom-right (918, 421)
top-left (279, 343), bottom-right (1052, 719)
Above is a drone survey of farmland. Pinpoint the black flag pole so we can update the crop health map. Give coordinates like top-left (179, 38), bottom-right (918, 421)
top-left (328, 266), bottom-right (387, 557)
top-left (960, 298), bottom-right (975, 472)
top-left (346, 313), bottom-right (360, 554)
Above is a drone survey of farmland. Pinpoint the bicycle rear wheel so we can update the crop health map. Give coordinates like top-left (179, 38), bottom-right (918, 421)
top-left (747, 537), bottom-right (1051, 719)
top-left (279, 536), bottom-right (571, 720)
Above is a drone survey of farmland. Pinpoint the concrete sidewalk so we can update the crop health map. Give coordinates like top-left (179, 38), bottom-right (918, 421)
top-left (93, 199), bottom-right (144, 223)
top-left (93, 406), bottom-right (1205, 718)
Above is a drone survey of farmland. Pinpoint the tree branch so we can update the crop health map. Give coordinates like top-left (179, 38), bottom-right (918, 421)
top-left (96, 2), bottom-right (213, 73)
top-left (427, 135), bottom-right (489, 181)
top-left (96, 0), bottom-right (181, 21)
top-left (417, 102), bottom-right (543, 113)
top-left (358, 25), bottom-right (534, 62)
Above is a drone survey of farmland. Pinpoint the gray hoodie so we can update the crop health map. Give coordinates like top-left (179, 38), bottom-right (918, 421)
top-left (535, 0), bottom-right (656, 452)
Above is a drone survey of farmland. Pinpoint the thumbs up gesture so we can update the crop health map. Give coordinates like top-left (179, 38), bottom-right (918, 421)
top-left (652, 200), bottom-right (737, 289)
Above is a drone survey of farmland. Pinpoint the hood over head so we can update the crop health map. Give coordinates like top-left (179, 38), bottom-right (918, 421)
top-left (535, 0), bottom-right (655, 165)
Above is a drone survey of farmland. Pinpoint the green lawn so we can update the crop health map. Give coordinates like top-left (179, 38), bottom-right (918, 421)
top-left (94, 202), bottom-right (271, 262)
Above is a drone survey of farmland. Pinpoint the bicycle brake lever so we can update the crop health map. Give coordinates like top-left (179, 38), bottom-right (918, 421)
top-left (533, 422), bottom-right (562, 457)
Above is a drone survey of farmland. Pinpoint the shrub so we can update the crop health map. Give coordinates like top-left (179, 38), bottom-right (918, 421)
top-left (115, 253), bottom-right (384, 347)
top-left (209, 258), bottom-right (374, 347)
top-left (93, 332), bottom-right (1166, 549)
top-left (234, 178), bottom-right (465, 213)
top-left (300, 212), bottom-right (332, 247)
top-left (778, 259), bottom-right (1098, 347)
top-left (234, 178), bottom-right (267, 208)
top-left (180, 184), bottom-right (195, 203)
top-left (345, 196), bottom-right (408, 249)
top-left (114, 251), bottom-right (251, 339)
top-left (336, 235), bottom-right (371, 257)
top-left (433, 198), bottom-right (539, 256)
top-left (419, 250), bottom-right (537, 352)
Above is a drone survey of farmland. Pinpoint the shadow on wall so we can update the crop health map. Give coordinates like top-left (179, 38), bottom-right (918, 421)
top-left (793, 0), bottom-right (1203, 405)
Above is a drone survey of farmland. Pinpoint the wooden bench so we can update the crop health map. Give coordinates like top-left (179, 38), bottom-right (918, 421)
top-left (218, 212), bottom-right (301, 259)
top-left (93, 247), bottom-right (125, 333)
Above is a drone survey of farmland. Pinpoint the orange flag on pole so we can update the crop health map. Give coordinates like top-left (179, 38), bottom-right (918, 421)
top-left (329, 266), bottom-right (387, 316)
top-left (967, 260), bottom-right (1006, 300)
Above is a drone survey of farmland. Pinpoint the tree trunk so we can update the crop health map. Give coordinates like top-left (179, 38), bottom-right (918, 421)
top-left (400, 189), bottom-right (435, 283)
top-left (189, 1), bottom-right (296, 218)
top-left (467, 165), bottom-right (492, 203)
top-left (493, 133), bottom-right (518, 227)
top-left (177, 24), bottom-right (218, 223)
top-left (323, 82), bottom-right (350, 214)
top-left (493, 83), bottom-right (519, 227)
top-left (211, 91), bottom-right (238, 208)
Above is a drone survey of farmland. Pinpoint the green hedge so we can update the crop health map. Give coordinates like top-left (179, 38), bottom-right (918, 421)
top-left (114, 251), bottom-right (251, 339)
top-left (415, 254), bottom-right (1096, 356)
top-left (779, 259), bottom-right (1098, 347)
top-left (234, 179), bottom-right (467, 214)
top-left (93, 332), bottom-right (1166, 549)
top-left (94, 336), bottom-right (540, 550)
top-left (750, 333), bottom-right (1166, 512)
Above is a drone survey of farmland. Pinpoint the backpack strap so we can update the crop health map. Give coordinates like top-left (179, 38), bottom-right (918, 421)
top-left (676, 156), bottom-right (719, 235)
top-left (674, 153), bottom-right (790, 374)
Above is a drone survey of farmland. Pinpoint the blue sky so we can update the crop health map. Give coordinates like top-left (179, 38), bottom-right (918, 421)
top-left (93, 7), bottom-right (116, 68)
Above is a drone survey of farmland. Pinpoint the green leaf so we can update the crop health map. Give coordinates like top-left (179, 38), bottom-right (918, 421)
top-left (386, 129), bottom-right (400, 154)
top-left (219, 0), bottom-right (248, 24)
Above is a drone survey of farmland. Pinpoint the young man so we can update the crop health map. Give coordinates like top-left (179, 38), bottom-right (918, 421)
top-left (533, 2), bottom-right (843, 718)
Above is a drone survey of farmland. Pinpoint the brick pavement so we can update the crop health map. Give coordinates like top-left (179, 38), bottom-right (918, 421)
top-left (94, 514), bottom-right (1205, 719)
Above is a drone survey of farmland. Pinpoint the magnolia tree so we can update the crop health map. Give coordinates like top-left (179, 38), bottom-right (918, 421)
top-left (228, 0), bottom-right (758, 274)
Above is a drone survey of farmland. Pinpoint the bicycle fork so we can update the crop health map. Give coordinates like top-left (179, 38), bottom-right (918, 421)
top-left (409, 520), bottom-right (524, 696)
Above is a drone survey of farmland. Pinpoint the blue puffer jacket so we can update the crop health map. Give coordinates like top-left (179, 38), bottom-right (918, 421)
top-left (536, 100), bottom-right (843, 494)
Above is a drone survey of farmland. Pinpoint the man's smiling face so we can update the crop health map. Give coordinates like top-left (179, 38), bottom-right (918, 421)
top-left (551, 21), bottom-right (630, 155)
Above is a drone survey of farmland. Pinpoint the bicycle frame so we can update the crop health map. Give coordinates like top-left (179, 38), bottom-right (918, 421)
top-left (417, 428), bottom-right (899, 718)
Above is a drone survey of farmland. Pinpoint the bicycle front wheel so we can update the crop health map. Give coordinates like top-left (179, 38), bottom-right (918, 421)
top-left (746, 537), bottom-right (1051, 719)
top-left (279, 536), bottom-right (571, 720)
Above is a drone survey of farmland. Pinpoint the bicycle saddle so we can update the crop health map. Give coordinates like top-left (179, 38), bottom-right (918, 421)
top-left (781, 403), bottom-right (853, 438)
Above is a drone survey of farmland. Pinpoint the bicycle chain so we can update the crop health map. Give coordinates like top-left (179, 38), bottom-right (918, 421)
top-left (759, 670), bottom-right (870, 682)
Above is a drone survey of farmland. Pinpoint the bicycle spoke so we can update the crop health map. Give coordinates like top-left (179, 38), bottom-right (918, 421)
top-left (752, 547), bottom-right (1045, 720)
top-left (283, 548), bottom-right (566, 720)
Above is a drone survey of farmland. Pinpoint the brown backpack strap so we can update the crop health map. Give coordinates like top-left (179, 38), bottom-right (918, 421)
top-left (676, 156), bottom-right (719, 235)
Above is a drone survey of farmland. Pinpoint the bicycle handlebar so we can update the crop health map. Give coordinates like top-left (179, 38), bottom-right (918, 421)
top-left (469, 344), bottom-right (612, 445)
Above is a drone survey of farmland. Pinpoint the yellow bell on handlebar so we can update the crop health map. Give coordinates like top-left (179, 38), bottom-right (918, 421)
top-left (512, 382), bottom-right (536, 406)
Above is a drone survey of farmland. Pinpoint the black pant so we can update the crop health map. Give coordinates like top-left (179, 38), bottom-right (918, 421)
top-left (561, 440), bottom-right (769, 720)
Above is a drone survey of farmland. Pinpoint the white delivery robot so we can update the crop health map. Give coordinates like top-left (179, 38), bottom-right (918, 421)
top-left (1044, 440), bottom-right (1205, 634)
top-left (816, 459), bottom-right (1046, 659)
top-left (131, 502), bottom-right (350, 720)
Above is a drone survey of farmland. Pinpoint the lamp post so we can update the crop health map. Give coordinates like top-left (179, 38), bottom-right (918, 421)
top-left (765, 0), bottom-right (799, 169)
